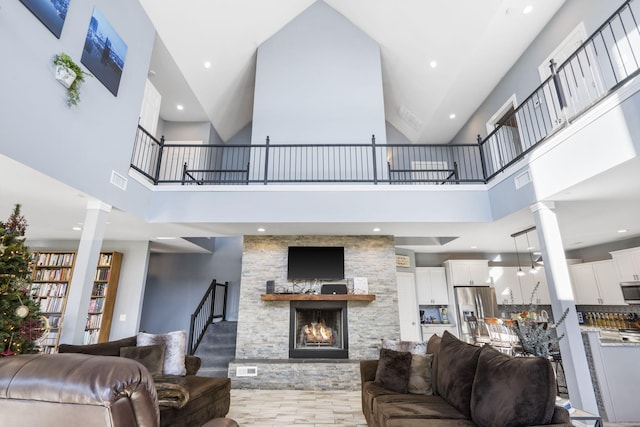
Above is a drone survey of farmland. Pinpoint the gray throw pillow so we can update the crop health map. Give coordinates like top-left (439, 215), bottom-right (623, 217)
top-left (120, 344), bottom-right (166, 376)
top-left (374, 348), bottom-right (412, 394)
top-left (137, 330), bottom-right (187, 376)
top-left (407, 353), bottom-right (433, 395)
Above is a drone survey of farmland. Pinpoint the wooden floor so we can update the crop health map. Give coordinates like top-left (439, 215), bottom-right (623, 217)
top-left (226, 388), bottom-right (639, 427)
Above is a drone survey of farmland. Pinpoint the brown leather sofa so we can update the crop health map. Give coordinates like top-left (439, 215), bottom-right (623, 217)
top-left (0, 353), bottom-right (159, 427)
top-left (58, 336), bottom-right (231, 427)
top-left (360, 331), bottom-right (573, 427)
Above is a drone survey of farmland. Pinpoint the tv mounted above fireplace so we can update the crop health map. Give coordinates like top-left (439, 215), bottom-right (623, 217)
top-left (287, 246), bottom-right (344, 280)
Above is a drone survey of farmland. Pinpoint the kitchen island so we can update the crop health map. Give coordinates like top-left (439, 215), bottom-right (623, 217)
top-left (582, 329), bottom-right (640, 423)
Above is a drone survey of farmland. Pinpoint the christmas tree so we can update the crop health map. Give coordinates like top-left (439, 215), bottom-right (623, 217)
top-left (0, 204), bottom-right (43, 355)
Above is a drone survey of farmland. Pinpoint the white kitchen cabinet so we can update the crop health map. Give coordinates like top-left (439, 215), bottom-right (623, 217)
top-left (444, 260), bottom-right (490, 286)
top-left (490, 266), bottom-right (524, 305)
top-left (521, 268), bottom-right (551, 305)
top-left (570, 260), bottom-right (625, 305)
top-left (610, 248), bottom-right (640, 282)
top-left (422, 324), bottom-right (457, 339)
top-left (396, 272), bottom-right (422, 341)
top-left (415, 267), bottom-right (448, 305)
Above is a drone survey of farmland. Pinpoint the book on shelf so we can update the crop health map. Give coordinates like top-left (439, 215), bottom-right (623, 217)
top-left (88, 298), bottom-right (105, 313)
top-left (98, 253), bottom-right (113, 266)
top-left (35, 252), bottom-right (75, 267)
top-left (95, 268), bottom-right (110, 281)
top-left (91, 282), bottom-right (106, 296)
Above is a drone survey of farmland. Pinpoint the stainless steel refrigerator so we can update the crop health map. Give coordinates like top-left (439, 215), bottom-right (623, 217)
top-left (454, 286), bottom-right (498, 344)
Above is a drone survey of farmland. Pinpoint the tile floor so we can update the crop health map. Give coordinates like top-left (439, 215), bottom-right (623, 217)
top-left (226, 389), bottom-right (640, 427)
top-left (227, 389), bottom-right (367, 427)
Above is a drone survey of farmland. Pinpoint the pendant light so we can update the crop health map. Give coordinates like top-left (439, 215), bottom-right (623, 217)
top-left (513, 236), bottom-right (526, 277)
top-left (525, 231), bottom-right (538, 274)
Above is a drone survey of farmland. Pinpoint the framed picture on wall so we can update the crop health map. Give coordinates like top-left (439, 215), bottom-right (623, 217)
top-left (19, 0), bottom-right (70, 38)
top-left (81, 7), bottom-right (128, 96)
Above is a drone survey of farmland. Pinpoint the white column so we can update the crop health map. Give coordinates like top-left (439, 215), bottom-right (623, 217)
top-left (60, 200), bottom-right (111, 345)
top-left (531, 201), bottom-right (598, 414)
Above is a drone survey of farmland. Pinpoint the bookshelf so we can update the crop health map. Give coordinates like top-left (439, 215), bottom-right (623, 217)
top-left (84, 251), bottom-right (122, 344)
top-left (30, 251), bottom-right (76, 353)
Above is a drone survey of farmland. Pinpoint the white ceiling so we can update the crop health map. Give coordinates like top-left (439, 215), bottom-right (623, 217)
top-left (4, 0), bottom-right (640, 256)
top-left (140, 0), bottom-right (566, 143)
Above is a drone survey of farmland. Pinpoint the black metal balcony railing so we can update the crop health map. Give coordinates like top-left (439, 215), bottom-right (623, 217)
top-left (480, 0), bottom-right (640, 180)
top-left (131, 0), bottom-right (640, 186)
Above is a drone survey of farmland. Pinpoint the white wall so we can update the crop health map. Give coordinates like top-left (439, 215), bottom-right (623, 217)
top-left (251, 1), bottom-right (386, 145)
top-left (0, 0), bottom-right (156, 220)
top-left (452, 0), bottom-right (625, 145)
top-left (139, 237), bottom-right (243, 334)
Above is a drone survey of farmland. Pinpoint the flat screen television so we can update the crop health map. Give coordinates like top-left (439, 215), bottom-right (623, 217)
top-left (287, 246), bottom-right (345, 280)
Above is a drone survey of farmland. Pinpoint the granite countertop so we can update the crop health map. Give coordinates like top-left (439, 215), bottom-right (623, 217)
top-left (581, 327), bottom-right (640, 346)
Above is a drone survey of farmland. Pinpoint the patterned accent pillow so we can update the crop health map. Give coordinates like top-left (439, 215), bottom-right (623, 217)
top-left (382, 338), bottom-right (427, 355)
top-left (137, 330), bottom-right (187, 376)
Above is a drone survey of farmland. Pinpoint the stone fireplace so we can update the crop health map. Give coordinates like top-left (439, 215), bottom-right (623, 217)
top-left (229, 235), bottom-right (400, 390)
top-left (289, 301), bottom-right (348, 359)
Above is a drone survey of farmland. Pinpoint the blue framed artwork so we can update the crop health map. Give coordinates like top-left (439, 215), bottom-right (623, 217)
top-left (81, 7), bottom-right (128, 97)
top-left (19, 0), bottom-right (70, 38)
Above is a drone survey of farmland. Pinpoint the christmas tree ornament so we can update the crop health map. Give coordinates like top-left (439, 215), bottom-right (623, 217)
top-left (15, 305), bottom-right (29, 318)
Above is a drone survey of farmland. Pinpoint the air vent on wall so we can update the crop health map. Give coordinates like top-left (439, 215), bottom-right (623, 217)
top-left (110, 170), bottom-right (128, 191)
top-left (236, 366), bottom-right (258, 377)
top-left (514, 169), bottom-right (531, 189)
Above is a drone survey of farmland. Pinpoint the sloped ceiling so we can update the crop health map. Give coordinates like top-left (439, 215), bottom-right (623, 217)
top-left (139, 0), bottom-right (565, 143)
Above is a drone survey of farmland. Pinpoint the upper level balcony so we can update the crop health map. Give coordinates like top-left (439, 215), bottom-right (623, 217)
top-left (130, 0), bottom-right (640, 189)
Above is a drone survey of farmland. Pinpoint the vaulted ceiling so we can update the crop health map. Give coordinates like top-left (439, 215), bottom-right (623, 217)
top-left (140, 0), bottom-right (565, 143)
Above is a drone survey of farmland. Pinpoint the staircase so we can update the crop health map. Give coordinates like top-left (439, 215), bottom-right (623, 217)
top-left (194, 320), bottom-right (237, 378)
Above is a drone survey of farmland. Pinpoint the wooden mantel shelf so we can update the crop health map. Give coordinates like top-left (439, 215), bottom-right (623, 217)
top-left (260, 293), bottom-right (376, 301)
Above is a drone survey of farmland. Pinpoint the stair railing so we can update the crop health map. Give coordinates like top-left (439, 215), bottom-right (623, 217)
top-left (187, 279), bottom-right (229, 355)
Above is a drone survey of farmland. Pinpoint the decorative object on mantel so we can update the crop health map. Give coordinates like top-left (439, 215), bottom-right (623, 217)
top-left (52, 52), bottom-right (91, 107)
top-left (509, 282), bottom-right (569, 357)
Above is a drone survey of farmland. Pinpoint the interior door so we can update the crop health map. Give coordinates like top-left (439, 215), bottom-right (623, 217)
top-left (538, 23), bottom-right (604, 129)
top-left (396, 272), bottom-right (421, 341)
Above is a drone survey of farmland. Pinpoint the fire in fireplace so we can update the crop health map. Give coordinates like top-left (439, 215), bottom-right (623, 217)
top-left (289, 301), bottom-right (348, 359)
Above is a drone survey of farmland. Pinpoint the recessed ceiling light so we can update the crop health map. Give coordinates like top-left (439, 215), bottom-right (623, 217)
top-left (176, 104), bottom-right (184, 111)
top-left (523, 5), bottom-right (533, 14)
top-left (429, 60), bottom-right (437, 68)
top-left (72, 226), bottom-right (82, 231)
top-left (257, 228), bottom-right (266, 232)
top-left (373, 227), bottom-right (381, 232)
top-left (470, 245), bottom-right (477, 249)
top-left (156, 237), bottom-right (177, 240)
top-left (618, 229), bottom-right (629, 233)
top-left (204, 61), bottom-right (211, 69)
top-left (449, 114), bottom-right (456, 119)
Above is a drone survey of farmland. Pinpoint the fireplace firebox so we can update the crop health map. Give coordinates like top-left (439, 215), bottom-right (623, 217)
top-left (289, 300), bottom-right (348, 359)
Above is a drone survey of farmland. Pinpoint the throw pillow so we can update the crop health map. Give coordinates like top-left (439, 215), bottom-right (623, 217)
top-left (374, 348), bottom-right (412, 393)
top-left (120, 344), bottom-right (166, 377)
top-left (58, 336), bottom-right (137, 356)
top-left (470, 345), bottom-right (557, 427)
top-left (435, 330), bottom-right (482, 418)
top-left (407, 353), bottom-right (434, 395)
top-left (426, 333), bottom-right (442, 393)
top-left (382, 338), bottom-right (427, 355)
top-left (137, 330), bottom-right (187, 376)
